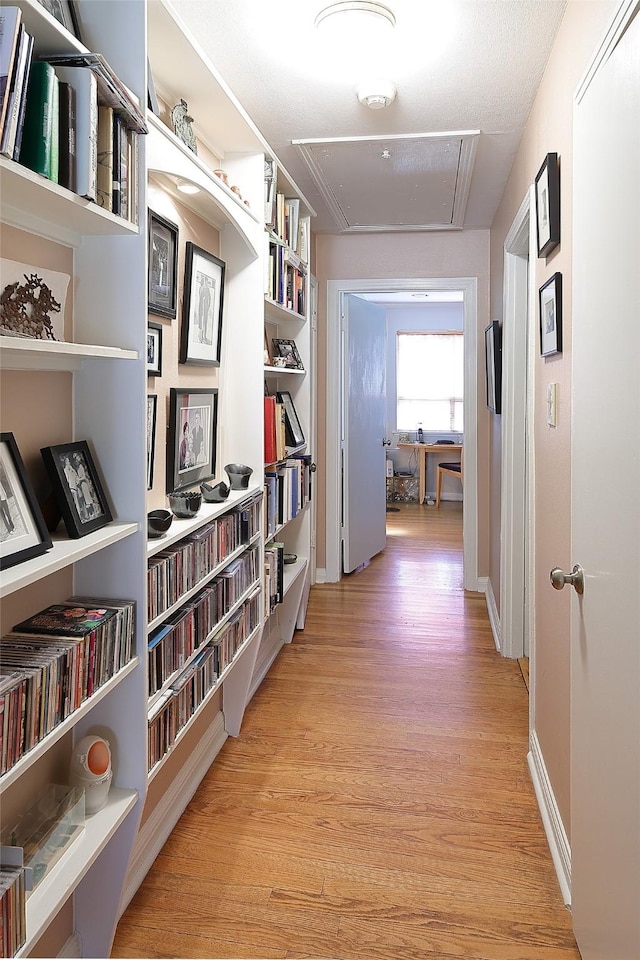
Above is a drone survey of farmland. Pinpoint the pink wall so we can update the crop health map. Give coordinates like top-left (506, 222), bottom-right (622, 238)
top-left (489, 0), bottom-right (616, 836)
top-left (315, 230), bottom-right (491, 570)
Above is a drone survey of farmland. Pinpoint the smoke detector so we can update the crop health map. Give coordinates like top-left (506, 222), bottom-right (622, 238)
top-left (357, 80), bottom-right (397, 109)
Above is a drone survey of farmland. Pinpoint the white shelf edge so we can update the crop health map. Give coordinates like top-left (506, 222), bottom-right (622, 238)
top-left (17, 787), bottom-right (138, 956)
top-left (147, 623), bottom-right (262, 784)
top-left (263, 365), bottom-right (306, 376)
top-left (1, 522), bottom-right (139, 598)
top-left (0, 658), bottom-right (139, 792)
top-left (146, 486), bottom-right (262, 557)
top-left (147, 579), bottom-right (261, 709)
top-left (283, 556), bottom-right (308, 597)
top-left (264, 299), bottom-right (307, 323)
top-left (0, 338), bottom-right (138, 371)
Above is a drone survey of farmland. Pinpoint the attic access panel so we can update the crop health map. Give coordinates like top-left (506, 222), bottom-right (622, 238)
top-left (293, 131), bottom-right (479, 232)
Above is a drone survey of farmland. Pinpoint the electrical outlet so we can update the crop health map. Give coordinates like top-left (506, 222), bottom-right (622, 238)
top-left (547, 383), bottom-right (558, 427)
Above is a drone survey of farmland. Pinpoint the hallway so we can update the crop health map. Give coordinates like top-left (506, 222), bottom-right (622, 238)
top-left (113, 503), bottom-right (579, 960)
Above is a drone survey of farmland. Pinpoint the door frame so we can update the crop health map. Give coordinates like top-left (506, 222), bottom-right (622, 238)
top-left (500, 189), bottom-right (537, 659)
top-left (325, 276), bottom-right (479, 588)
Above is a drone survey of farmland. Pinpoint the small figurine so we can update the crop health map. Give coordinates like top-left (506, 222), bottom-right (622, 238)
top-left (170, 99), bottom-right (197, 155)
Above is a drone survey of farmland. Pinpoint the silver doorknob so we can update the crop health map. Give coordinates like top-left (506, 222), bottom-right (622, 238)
top-left (382, 438), bottom-right (391, 447)
top-left (550, 564), bottom-right (584, 595)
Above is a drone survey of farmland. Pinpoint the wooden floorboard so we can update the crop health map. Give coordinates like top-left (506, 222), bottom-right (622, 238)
top-left (112, 502), bottom-right (578, 960)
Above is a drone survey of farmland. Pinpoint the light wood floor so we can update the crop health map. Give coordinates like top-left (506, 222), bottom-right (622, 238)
top-left (113, 502), bottom-right (579, 960)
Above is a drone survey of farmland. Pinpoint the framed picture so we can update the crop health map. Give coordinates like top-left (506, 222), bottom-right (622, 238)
top-left (147, 394), bottom-right (158, 491)
top-left (264, 329), bottom-right (272, 366)
top-left (539, 273), bottom-right (563, 357)
top-left (167, 388), bottom-right (218, 492)
top-left (147, 321), bottom-right (162, 377)
top-left (535, 152), bottom-right (560, 258)
top-left (0, 433), bottom-right (52, 570)
top-left (484, 321), bottom-right (502, 415)
top-left (148, 210), bottom-right (178, 319)
top-left (271, 337), bottom-right (304, 370)
top-left (277, 390), bottom-right (305, 448)
top-left (180, 242), bottom-right (225, 366)
top-left (41, 441), bottom-right (112, 538)
top-left (36, 0), bottom-right (81, 39)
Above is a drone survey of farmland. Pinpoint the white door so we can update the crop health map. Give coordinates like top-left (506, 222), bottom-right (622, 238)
top-left (570, 6), bottom-right (640, 957)
top-left (342, 294), bottom-right (387, 573)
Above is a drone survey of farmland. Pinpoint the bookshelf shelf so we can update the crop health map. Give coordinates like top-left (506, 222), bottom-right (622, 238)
top-left (0, 338), bottom-right (138, 371)
top-left (9, 0), bottom-right (86, 58)
top-left (147, 486), bottom-right (262, 559)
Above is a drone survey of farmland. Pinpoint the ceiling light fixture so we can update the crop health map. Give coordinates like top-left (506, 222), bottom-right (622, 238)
top-left (176, 178), bottom-right (200, 195)
top-left (357, 80), bottom-right (397, 109)
top-left (314, 1), bottom-right (396, 33)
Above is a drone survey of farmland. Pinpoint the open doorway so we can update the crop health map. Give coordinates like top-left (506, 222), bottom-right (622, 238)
top-left (325, 276), bottom-right (480, 589)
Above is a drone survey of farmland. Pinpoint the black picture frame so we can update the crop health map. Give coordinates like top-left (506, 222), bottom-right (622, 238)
top-left (148, 210), bottom-right (178, 319)
top-left (36, 0), bottom-right (81, 40)
top-left (147, 321), bottom-right (163, 377)
top-left (167, 388), bottom-right (218, 492)
top-left (147, 394), bottom-right (157, 491)
top-left (0, 433), bottom-right (52, 570)
top-left (535, 152), bottom-right (560, 258)
top-left (276, 390), bottom-right (305, 449)
top-left (484, 321), bottom-right (502, 415)
top-left (180, 242), bottom-right (225, 366)
top-left (41, 440), bottom-right (112, 538)
top-left (539, 273), bottom-right (563, 357)
top-left (271, 337), bottom-right (304, 370)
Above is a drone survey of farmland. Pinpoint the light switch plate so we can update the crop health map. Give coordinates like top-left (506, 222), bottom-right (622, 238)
top-left (547, 383), bottom-right (558, 427)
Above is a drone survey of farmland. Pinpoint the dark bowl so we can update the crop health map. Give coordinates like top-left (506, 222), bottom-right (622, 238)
top-left (168, 491), bottom-right (202, 519)
top-left (224, 463), bottom-right (253, 490)
top-left (147, 509), bottom-right (173, 539)
top-left (200, 480), bottom-right (230, 503)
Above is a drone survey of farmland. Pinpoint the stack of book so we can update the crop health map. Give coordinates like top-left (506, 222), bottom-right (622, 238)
top-left (266, 238), bottom-right (306, 314)
top-left (0, 863), bottom-right (26, 957)
top-left (0, 9), bottom-right (146, 222)
top-left (263, 455), bottom-right (312, 538)
top-left (263, 540), bottom-right (284, 613)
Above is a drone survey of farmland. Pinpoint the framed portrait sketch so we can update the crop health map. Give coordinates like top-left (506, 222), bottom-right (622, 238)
top-left (36, 0), bottom-right (81, 39)
top-left (180, 242), bottom-right (225, 365)
top-left (41, 440), bottom-right (112, 538)
top-left (148, 210), bottom-right (178, 319)
top-left (147, 394), bottom-right (158, 490)
top-left (147, 321), bottom-right (162, 377)
top-left (0, 433), bottom-right (52, 570)
top-left (535, 152), bottom-right (560, 258)
top-left (276, 390), bottom-right (305, 448)
top-left (539, 273), bottom-right (563, 357)
top-left (271, 337), bottom-right (304, 370)
top-left (167, 388), bottom-right (218, 492)
top-left (484, 321), bottom-right (502, 414)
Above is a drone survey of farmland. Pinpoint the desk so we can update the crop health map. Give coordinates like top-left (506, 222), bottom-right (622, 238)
top-left (397, 443), bottom-right (462, 504)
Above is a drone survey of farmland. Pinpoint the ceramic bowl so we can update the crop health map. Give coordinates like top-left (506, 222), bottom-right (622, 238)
top-left (200, 480), bottom-right (230, 503)
top-left (147, 509), bottom-right (173, 539)
top-left (224, 463), bottom-right (253, 490)
top-left (168, 491), bottom-right (202, 519)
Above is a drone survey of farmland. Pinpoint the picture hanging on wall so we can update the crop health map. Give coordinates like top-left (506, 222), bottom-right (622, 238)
top-left (0, 432), bottom-right (52, 570)
top-left (148, 210), bottom-right (178, 319)
top-left (180, 243), bottom-right (225, 366)
top-left (484, 321), bottom-right (502, 415)
top-left (535, 152), bottom-right (560, 258)
top-left (41, 440), bottom-right (112, 538)
top-left (167, 388), bottom-right (218, 492)
top-left (147, 394), bottom-right (157, 490)
top-left (147, 321), bottom-right (162, 377)
top-left (539, 273), bottom-right (563, 357)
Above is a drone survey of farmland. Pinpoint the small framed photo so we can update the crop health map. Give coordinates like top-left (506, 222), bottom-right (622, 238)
top-left (147, 321), bottom-right (162, 377)
top-left (35, 0), bottom-right (81, 39)
top-left (167, 388), bottom-right (218, 492)
top-left (484, 321), bottom-right (502, 414)
top-left (271, 337), bottom-right (304, 370)
top-left (180, 242), bottom-right (225, 366)
top-left (539, 273), bottom-right (563, 357)
top-left (264, 329), bottom-right (272, 366)
top-left (41, 440), bottom-right (112, 538)
top-left (535, 152), bottom-right (560, 258)
top-left (277, 391), bottom-right (305, 449)
top-left (148, 210), bottom-right (179, 319)
top-left (0, 433), bottom-right (52, 570)
top-left (147, 394), bottom-right (158, 491)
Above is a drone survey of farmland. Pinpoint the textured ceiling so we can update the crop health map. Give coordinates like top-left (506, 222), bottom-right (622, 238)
top-left (169, 0), bottom-right (567, 234)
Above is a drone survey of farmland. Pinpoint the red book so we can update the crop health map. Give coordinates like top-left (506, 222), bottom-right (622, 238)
top-left (264, 395), bottom-right (277, 464)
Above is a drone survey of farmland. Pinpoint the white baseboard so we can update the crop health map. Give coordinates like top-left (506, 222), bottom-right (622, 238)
top-left (315, 567), bottom-right (327, 583)
top-left (59, 933), bottom-right (81, 958)
top-left (120, 710), bottom-right (227, 915)
top-left (528, 730), bottom-right (572, 905)
top-left (484, 577), bottom-right (502, 653)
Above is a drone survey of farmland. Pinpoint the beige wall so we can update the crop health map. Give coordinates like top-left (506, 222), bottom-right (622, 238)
top-left (489, 0), bottom-right (616, 836)
top-left (314, 229), bottom-right (491, 572)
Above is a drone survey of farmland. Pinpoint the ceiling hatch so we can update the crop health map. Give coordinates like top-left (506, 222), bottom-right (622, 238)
top-left (293, 131), bottom-right (479, 233)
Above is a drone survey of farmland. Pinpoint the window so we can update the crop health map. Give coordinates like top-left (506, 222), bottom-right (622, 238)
top-left (396, 332), bottom-right (463, 432)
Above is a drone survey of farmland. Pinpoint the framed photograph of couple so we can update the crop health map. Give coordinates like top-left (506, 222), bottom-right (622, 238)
top-left (148, 210), bottom-right (178, 319)
top-left (41, 440), bottom-right (112, 538)
top-left (0, 432), bottom-right (52, 570)
top-left (180, 242), bottom-right (225, 366)
top-left (167, 388), bottom-right (218, 492)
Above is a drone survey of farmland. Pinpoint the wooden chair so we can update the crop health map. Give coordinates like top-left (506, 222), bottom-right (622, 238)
top-left (436, 448), bottom-right (463, 508)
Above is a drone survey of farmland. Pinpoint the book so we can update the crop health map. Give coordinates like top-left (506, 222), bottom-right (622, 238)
top-left (264, 394), bottom-right (278, 464)
top-left (54, 65), bottom-right (97, 200)
top-left (18, 60), bottom-right (59, 182)
top-left (0, 24), bottom-right (32, 160)
top-left (116, 112), bottom-right (128, 217)
top-left (96, 104), bottom-right (113, 210)
top-left (57, 80), bottom-right (76, 191)
top-left (0, 5), bottom-right (21, 139)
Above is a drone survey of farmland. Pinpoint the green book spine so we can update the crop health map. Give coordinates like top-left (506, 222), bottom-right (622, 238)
top-left (18, 60), bottom-right (58, 181)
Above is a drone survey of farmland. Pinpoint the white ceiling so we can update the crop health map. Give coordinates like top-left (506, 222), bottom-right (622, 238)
top-left (170, 0), bottom-right (567, 235)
